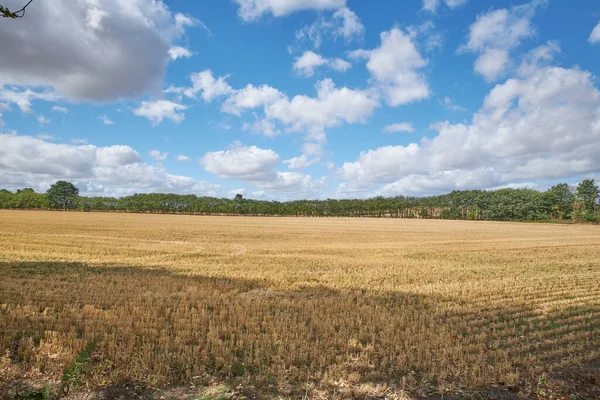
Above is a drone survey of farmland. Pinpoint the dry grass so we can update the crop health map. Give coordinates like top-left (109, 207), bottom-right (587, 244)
top-left (0, 210), bottom-right (599, 399)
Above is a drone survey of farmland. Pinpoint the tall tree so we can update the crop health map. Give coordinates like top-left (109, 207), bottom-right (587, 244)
top-left (46, 181), bottom-right (80, 210)
top-left (575, 179), bottom-right (599, 221)
top-left (544, 183), bottom-right (574, 219)
top-left (576, 179), bottom-right (599, 210)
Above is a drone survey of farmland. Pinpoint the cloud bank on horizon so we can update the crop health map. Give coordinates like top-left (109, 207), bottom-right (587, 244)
top-left (0, 0), bottom-right (599, 200)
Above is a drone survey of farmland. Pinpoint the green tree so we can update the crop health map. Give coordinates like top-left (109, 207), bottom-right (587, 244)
top-left (235, 193), bottom-right (244, 201)
top-left (575, 179), bottom-right (599, 222)
top-left (544, 183), bottom-right (574, 219)
top-left (46, 181), bottom-right (80, 210)
top-left (1, 0), bottom-right (33, 18)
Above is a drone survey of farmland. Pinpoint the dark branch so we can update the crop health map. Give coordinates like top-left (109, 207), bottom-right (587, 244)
top-left (1, 0), bottom-right (33, 18)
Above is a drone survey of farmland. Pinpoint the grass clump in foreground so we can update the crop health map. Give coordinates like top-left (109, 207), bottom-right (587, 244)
top-left (0, 211), bottom-right (599, 399)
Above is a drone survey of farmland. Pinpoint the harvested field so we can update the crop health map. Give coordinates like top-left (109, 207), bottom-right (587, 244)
top-left (0, 211), bottom-right (599, 399)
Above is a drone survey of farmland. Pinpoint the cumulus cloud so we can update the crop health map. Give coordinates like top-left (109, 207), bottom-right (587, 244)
top-left (383, 123), bottom-right (415, 133)
top-left (149, 150), bottom-right (169, 161)
top-left (351, 27), bottom-right (429, 106)
top-left (169, 46), bottom-right (193, 60)
top-left (170, 68), bottom-right (376, 142)
top-left (264, 78), bottom-right (379, 142)
top-left (182, 70), bottom-right (234, 102)
top-left (235, 0), bottom-right (345, 20)
top-left (460, 1), bottom-right (545, 81)
top-left (134, 100), bottom-right (187, 125)
top-left (0, 0), bottom-right (195, 102)
top-left (423, 0), bottom-right (468, 13)
top-left (256, 171), bottom-right (326, 195)
top-left (589, 22), bottom-right (600, 44)
top-left (222, 84), bottom-right (284, 116)
top-left (201, 142), bottom-right (326, 197)
top-left (0, 134), bottom-right (219, 197)
top-left (201, 142), bottom-right (280, 181)
top-left (284, 142), bottom-right (325, 169)
top-left (339, 65), bottom-right (600, 195)
top-left (292, 51), bottom-right (351, 77)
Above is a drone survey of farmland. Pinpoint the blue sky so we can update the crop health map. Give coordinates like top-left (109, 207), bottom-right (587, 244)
top-left (1, 0), bottom-right (599, 199)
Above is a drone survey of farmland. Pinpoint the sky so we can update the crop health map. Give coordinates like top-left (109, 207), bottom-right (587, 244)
top-left (0, 0), bottom-right (599, 200)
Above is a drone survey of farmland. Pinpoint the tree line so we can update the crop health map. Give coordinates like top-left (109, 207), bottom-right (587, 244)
top-left (1, 180), bottom-right (599, 222)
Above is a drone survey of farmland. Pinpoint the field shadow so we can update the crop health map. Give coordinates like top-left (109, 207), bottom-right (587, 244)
top-left (0, 261), bottom-right (598, 399)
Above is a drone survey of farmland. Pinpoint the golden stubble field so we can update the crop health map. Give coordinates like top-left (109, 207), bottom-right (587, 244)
top-left (0, 210), bottom-right (599, 399)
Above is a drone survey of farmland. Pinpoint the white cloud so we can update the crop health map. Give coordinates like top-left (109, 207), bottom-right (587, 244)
top-left (220, 78), bottom-right (377, 142)
top-left (183, 70), bottom-right (234, 102)
top-left (264, 78), bottom-right (379, 142)
top-left (176, 154), bottom-right (191, 162)
top-left (292, 51), bottom-right (351, 77)
top-left (589, 22), bottom-right (600, 44)
top-left (352, 27), bottom-right (429, 106)
top-left (473, 49), bottom-right (510, 82)
top-left (330, 58), bottom-right (352, 72)
top-left (283, 154), bottom-right (318, 169)
top-left (0, 0), bottom-right (195, 101)
top-left (201, 142), bottom-right (280, 181)
top-left (340, 65), bottom-right (600, 195)
top-left (243, 118), bottom-right (281, 137)
top-left (383, 123), bottom-right (415, 133)
top-left (235, 0), bottom-right (345, 20)
top-left (99, 114), bottom-right (114, 125)
top-left (1, 134), bottom-right (141, 178)
top-left (201, 141), bottom-right (326, 199)
top-left (256, 171), bottom-right (326, 195)
top-left (169, 46), bottom-right (192, 61)
top-left (293, 51), bottom-right (328, 77)
top-left (332, 7), bottom-right (364, 41)
top-left (222, 84), bottom-right (283, 115)
top-left (36, 115), bottom-right (50, 125)
top-left (149, 150), bottom-right (169, 161)
top-left (284, 142), bottom-right (324, 169)
top-left (517, 40), bottom-right (560, 76)
top-left (294, 5), bottom-right (363, 48)
top-left (51, 106), bottom-right (69, 114)
top-left (0, 87), bottom-right (57, 113)
top-left (134, 100), bottom-right (187, 126)
top-left (406, 20), bottom-right (443, 52)
top-left (0, 133), bottom-right (219, 197)
top-left (423, 0), bottom-right (468, 13)
top-left (461, 1), bottom-right (544, 81)
top-left (179, 71), bottom-right (375, 145)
